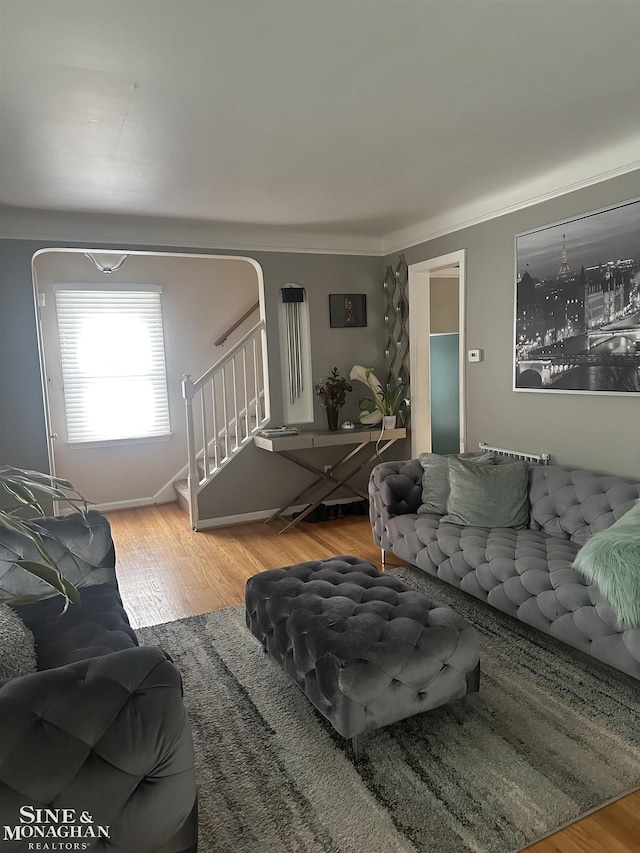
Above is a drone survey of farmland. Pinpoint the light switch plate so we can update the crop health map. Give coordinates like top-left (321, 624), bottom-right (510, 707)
top-left (468, 349), bottom-right (482, 362)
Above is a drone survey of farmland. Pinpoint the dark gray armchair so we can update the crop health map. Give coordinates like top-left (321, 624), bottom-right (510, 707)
top-left (0, 510), bottom-right (198, 852)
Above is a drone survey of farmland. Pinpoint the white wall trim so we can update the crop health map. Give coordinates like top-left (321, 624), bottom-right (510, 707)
top-left (195, 497), bottom-right (362, 530)
top-left (195, 508), bottom-right (286, 530)
top-left (383, 142), bottom-right (640, 255)
top-left (408, 250), bottom-right (467, 459)
top-left (95, 494), bottom-right (362, 524)
top-left (0, 206), bottom-right (382, 256)
top-left (3, 142), bottom-right (638, 258)
top-left (155, 469), bottom-right (189, 505)
top-left (94, 496), bottom-right (177, 512)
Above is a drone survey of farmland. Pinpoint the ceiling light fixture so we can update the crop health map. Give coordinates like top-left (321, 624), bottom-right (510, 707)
top-left (84, 252), bottom-right (129, 275)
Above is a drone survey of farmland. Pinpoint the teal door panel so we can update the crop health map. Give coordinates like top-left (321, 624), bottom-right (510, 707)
top-left (430, 333), bottom-right (459, 454)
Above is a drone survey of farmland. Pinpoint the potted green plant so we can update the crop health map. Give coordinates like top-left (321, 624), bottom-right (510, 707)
top-left (378, 384), bottom-right (406, 429)
top-left (0, 466), bottom-right (88, 608)
top-left (349, 365), bottom-right (405, 428)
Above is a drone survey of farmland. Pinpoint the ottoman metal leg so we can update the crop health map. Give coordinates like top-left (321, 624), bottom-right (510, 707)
top-left (466, 662), bottom-right (481, 692)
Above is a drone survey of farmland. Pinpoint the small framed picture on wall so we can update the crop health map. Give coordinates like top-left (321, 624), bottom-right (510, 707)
top-left (329, 293), bottom-right (367, 328)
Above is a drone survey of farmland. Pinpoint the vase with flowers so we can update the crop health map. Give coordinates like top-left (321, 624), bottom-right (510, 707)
top-left (315, 367), bottom-right (352, 431)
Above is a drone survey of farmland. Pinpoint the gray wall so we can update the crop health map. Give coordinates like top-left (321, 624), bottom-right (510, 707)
top-left (197, 250), bottom-right (388, 520)
top-left (0, 236), bottom-right (386, 518)
top-left (389, 172), bottom-right (640, 479)
top-left (0, 240), bottom-right (50, 471)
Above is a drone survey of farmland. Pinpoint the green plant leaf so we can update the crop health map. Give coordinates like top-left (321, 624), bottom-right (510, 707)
top-left (2, 481), bottom-right (46, 514)
top-left (15, 560), bottom-right (81, 609)
top-left (0, 467), bottom-right (88, 515)
top-left (0, 466), bottom-right (90, 608)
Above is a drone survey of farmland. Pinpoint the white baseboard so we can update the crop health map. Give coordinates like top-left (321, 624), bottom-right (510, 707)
top-left (195, 508), bottom-right (282, 529)
top-left (95, 494), bottom-right (364, 523)
top-left (194, 496), bottom-right (365, 531)
top-left (95, 496), bottom-right (176, 513)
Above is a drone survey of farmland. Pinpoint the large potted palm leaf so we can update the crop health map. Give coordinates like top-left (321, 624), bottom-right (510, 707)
top-left (0, 466), bottom-right (88, 608)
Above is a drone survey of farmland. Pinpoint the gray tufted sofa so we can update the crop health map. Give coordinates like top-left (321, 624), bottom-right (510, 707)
top-left (0, 510), bottom-right (198, 852)
top-left (370, 460), bottom-right (640, 681)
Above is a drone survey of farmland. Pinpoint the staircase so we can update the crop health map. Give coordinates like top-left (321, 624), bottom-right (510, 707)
top-left (174, 320), bottom-right (270, 529)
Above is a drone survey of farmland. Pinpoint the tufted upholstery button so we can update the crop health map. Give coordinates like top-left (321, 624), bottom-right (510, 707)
top-left (486, 544), bottom-right (516, 560)
top-left (476, 564), bottom-right (502, 592)
top-left (574, 606), bottom-right (618, 640)
top-left (450, 551), bottom-right (474, 579)
top-left (519, 569), bottom-right (553, 596)
top-left (517, 596), bottom-right (552, 632)
top-left (536, 589), bottom-right (570, 621)
top-left (15, 584), bottom-right (137, 669)
top-left (246, 556), bottom-right (480, 740)
top-left (502, 576), bottom-right (530, 607)
top-left (436, 533), bottom-right (463, 558)
top-left (555, 583), bottom-right (592, 611)
top-left (549, 567), bottom-right (583, 587)
top-left (460, 545), bottom-right (486, 569)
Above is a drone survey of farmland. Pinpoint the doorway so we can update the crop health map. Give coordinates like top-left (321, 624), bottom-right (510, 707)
top-left (408, 250), bottom-right (466, 458)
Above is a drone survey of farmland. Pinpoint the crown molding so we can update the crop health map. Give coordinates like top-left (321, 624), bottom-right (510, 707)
top-left (2, 139), bottom-right (638, 259)
top-left (382, 139), bottom-right (640, 256)
top-left (0, 207), bottom-right (384, 257)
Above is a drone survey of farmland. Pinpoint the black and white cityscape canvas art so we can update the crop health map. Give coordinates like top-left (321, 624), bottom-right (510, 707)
top-left (514, 199), bottom-right (640, 394)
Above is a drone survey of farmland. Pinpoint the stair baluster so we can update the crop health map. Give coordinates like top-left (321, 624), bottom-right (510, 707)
top-left (180, 321), bottom-right (270, 529)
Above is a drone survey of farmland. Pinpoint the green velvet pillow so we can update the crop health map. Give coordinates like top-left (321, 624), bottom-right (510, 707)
top-left (442, 456), bottom-right (530, 528)
top-left (573, 500), bottom-right (640, 628)
top-left (418, 452), bottom-right (496, 515)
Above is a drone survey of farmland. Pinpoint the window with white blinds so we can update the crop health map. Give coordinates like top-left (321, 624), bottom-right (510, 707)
top-left (54, 284), bottom-right (171, 445)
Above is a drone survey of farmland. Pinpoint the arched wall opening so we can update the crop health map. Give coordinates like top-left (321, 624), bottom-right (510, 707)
top-left (32, 247), bottom-right (264, 508)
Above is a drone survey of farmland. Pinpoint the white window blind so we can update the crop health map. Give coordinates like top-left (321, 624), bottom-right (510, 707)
top-left (54, 284), bottom-right (171, 444)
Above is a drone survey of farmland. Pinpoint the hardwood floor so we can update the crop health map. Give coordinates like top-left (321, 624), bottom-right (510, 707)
top-left (108, 502), bottom-right (389, 627)
top-left (106, 502), bottom-right (640, 853)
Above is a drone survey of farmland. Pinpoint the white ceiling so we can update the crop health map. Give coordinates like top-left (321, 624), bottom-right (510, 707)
top-left (1, 0), bottom-right (639, 253)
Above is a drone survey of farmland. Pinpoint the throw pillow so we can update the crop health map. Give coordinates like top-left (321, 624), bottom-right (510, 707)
top-left (0, 604), bottom-right (37, 680)
top-left (418, 452), bottom-right (496, 515)
top-left (572, 500), bottom-right (640, 628)
top-left (442, 456), bottom-right (530, 528)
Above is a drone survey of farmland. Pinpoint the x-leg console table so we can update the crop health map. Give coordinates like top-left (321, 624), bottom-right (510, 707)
top-left (254, 427), bottom-right (406, 533)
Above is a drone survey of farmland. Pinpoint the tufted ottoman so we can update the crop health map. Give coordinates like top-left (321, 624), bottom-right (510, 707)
top-left (245, 555), bottom-right (480, 753)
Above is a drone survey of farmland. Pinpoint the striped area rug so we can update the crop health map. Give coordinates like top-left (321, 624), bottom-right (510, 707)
top-left (138, 565), bottom-right (640, 853)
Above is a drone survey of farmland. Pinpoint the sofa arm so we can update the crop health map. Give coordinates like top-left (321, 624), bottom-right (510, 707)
top-left (369, 459), bottom-right (423, 546)
top-left (0, 646), bottom-right (197, 853)
top-left (0, 509), bottom-right (118, 602)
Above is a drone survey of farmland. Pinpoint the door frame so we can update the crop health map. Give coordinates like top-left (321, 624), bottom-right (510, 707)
top-left (408, 249), bottom-right (466, 458)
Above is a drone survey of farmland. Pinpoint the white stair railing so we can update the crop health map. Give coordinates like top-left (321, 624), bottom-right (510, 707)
top-left (182, 320), bottom-right (270, 529)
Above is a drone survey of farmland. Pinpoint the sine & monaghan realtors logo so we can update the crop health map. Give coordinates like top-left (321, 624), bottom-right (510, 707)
top-left (3, 806), bottom-right (110, 850)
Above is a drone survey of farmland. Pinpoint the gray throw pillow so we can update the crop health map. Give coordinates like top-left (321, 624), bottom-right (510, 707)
top-left (442, 456), bottom-right (530, 529)
top-left (418, 452), bottom-right (496, 515)
top-left (0, 604), bottom-right (37, 680)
